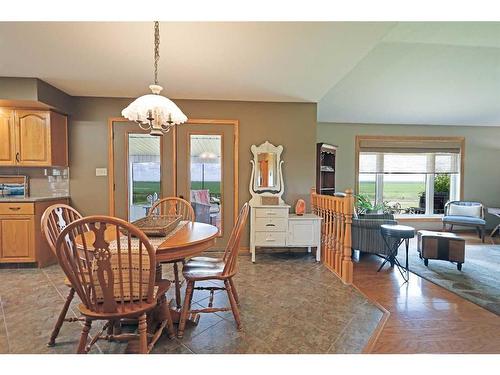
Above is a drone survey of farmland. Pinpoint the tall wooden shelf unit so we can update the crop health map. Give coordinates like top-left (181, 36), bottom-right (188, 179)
top-left (316, 143), bottom-right (337, 196)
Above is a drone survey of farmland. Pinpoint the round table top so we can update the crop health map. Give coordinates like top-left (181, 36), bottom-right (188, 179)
top-left (157, 222), bottom-right (219, 251)
top-left (75, 221), bottom-right (219, 263)
top-left (155, 221), bottom-right (219, 262)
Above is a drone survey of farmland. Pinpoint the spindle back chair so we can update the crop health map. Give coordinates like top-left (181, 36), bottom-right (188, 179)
top-left (41, 204), bottom-right (85, 347)
top-left (177, 203), bottom-right (249, 338)
top-left (42, 204), bottom-right (84, 254)
top-left (148, 197), bottom-right (195, 222)
top-left (55, 215), bottom-right (173, 354)
top-left (148, 196), bottom-right (195, 309)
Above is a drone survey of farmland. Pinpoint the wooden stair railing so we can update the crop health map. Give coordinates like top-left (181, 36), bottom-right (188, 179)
top-left (311, 188), bottom-right (354, 284)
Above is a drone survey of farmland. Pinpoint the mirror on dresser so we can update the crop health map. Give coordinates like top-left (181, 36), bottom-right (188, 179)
top-left (248, 141), bottom-right (322, 263)
top-left (249, 141), bottom-right (284, 206)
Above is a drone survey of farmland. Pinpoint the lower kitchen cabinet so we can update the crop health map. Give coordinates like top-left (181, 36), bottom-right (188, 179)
top-left (0, 198), bottom-right (69, 267)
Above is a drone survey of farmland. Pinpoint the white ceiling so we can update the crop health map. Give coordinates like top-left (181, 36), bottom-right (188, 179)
top-left (319, 22), bottom-right (500, 126)
top-left (1, 22), bottom-right (500, 126)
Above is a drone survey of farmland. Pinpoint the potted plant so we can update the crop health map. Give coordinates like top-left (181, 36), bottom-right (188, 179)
top-left (418, 174), bottom-right (450, 214)
top-left (355, 194), bottom-right (384, 215)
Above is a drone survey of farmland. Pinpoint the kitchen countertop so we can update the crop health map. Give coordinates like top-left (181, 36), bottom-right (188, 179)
top-left (0, 195), bottom-right (70, 203)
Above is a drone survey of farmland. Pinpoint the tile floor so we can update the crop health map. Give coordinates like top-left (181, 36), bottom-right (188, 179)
top-left (0, 251), bottom-right (383, 354)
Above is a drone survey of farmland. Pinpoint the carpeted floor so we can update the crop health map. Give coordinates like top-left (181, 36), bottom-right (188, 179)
top-left (395, 233), bottom-right (500, 316)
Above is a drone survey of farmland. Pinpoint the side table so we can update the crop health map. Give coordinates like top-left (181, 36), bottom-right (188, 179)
top-left (379, 224), bottom-right (416, 283)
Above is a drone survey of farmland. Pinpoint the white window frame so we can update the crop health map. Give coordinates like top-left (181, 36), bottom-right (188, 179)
top-left (356, 136), bottom-right (464, 218)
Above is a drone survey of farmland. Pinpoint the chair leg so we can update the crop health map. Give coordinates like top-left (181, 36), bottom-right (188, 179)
top-left (442, 222), bottom-right (446, 231)
top-left (138, 313), bottom-right (148, 354)
top-left (450, 225), bottom-right (454, 231)
top-left (224, 279), bottom-right (242, 330)
top-left (48, 287), bottom-right (75, 347)
top-left (178, 280), bottom-right (194, 339)
top-left (173, 262), bottom-right (182, 310)
top-left (481, 227), bottom-right (485, 243)
top-left (77, 318), bottom-right (92, 354)
top-left (229, 277), bottom-right (240, 305)
top-left (163, 298), bottom-right (176, 339)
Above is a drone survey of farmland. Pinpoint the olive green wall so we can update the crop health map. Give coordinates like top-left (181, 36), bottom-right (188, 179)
top-left (317, 122), bottom-right (500, 229)
top-left (69, 97), bottom-right (317, 246)
top-left (0, 77), bottom-right (73, 114)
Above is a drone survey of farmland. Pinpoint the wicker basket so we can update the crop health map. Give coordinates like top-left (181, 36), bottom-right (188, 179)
top-left (128, 215), bottom-right (182, 237)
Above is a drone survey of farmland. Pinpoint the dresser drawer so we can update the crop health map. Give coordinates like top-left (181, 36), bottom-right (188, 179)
top-left (0, 202), bottom-right (34, 215)
top-left (254, 217), bottom-right (287, 232)
top-left (254, 231), bottom-right (286, 247)
top-left (254, 207), bottom-right (288, 218)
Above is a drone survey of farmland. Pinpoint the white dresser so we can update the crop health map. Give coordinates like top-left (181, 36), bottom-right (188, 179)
top-left (250, 205), bottom-right (322, 262)
top-left (248, 141), bottom-right (322, 262)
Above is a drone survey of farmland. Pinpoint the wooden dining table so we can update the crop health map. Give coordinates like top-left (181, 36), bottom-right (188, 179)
top-left (76, 221), bottom-right (219, 326)
top-left (153, 221), bottom-right (219, 325)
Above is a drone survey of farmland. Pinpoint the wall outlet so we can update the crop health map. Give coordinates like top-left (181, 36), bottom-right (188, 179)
top-left (95, 168), bottom-right (108, 177)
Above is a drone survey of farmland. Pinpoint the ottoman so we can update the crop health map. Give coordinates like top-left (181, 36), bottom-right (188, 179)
top-left (417, 230), bottom-right (465, 270)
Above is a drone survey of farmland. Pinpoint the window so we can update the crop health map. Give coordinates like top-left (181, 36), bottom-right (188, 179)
top-left (356, 137), bottom-right (464, 216)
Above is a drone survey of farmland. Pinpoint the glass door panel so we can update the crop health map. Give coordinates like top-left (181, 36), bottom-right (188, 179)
top-left (189, 134), bottom-right (222, 232)
top-left (128, 134), bottom-right (161, 221)
top-left (112, 121), bottom-right (175, 220)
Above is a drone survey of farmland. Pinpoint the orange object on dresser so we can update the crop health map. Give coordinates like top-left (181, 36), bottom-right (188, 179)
top-left (295, 199), bottom-right (305, 215)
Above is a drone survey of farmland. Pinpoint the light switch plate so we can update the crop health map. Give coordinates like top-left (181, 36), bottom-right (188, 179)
top-left (95, 168), bottom-right (108, 177)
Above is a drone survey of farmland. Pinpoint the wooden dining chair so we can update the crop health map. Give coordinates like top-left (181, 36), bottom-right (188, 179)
top-left (148, 196), bottom-right (195, 309)
top-left (55, 215), bottom-right (175, 354)
top-left (149, 197), bottom-right (195, 221)
top-left (41, 204), bottom-right (86, 347)
top-left (177, 203), bottom-right (249, 338)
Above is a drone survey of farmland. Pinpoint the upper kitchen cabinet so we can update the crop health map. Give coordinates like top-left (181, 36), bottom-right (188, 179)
top-left (0, 108), bottom-right (16, 165)
top-left (0, 108), bottom-right (68, 167)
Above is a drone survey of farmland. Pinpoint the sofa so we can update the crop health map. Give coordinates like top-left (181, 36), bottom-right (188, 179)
top-left (442, 201), bottom-right (486, 243)
top-left (351, 213), bottom-right (398, 258)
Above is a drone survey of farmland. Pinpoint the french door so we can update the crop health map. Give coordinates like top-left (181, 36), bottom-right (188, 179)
top-left (176, 121), bottom-right (237, 249)
top-left (110, 119), bottom-right (238, 250)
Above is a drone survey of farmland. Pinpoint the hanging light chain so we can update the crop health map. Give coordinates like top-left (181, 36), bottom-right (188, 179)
top-left (154, 21), bottom-right (160, 85)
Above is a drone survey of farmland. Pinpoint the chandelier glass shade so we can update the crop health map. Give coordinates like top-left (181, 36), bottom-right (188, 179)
top-left (121, 22), bottom-right (187, 136)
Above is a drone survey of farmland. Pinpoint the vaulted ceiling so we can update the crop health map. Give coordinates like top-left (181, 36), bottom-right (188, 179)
top-left (1, 21), bottom-right (500, 126)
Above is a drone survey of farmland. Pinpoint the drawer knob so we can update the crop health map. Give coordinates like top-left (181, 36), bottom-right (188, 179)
top-left (9, 207), bottom-right (21, 211)
top-left (265, 223), bottom-right (275, 227)
top-left (265, 238), bottom-right (275, 242)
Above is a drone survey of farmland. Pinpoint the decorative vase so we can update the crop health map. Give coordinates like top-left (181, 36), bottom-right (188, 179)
top-left (295, 199), bottom-right (306, 215)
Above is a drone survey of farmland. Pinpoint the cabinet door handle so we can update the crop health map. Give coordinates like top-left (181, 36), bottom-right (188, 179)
top-left (9, 207), bottom-right (21, 211)
top-left (15, 152), bottom-right (20, 163)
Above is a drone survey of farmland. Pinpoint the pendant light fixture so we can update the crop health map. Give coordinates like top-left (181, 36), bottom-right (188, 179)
top-left (122, 21), bottom-right (187, 136)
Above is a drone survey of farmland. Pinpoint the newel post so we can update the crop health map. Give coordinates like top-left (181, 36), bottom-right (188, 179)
top-left (341, 189), bottom-right (354, 284)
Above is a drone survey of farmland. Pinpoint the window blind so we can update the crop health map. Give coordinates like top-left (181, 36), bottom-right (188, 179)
top-left (358, 138), bottom-right (462, 154)
top-left (358, 137), bottom-right (463, 175)
top-left (359, 152), bottom-right (461, 174)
